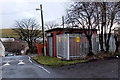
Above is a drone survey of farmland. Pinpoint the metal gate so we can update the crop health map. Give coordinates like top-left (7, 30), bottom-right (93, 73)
top-left (57, 34), bottom-right (69, 60)
top-left (49, 37), bottom-right (53, 56)
top-left (92, 34), bottom-right (99, 54)
top-left (69, 34), bottom-right (89, 58)
top-left (109, 34), bottom-right (116, 52)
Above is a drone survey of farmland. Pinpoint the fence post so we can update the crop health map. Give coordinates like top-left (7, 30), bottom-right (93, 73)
top-left (67, 34), bottom-right (70, 60)
top-left (56, 35), bottom-right (58, 58)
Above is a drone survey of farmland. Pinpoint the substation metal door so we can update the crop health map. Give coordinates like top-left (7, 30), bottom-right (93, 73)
top-left (49, 37), bottom-right (53, 56)
top-left (69, 34), bottom-right (81, 58)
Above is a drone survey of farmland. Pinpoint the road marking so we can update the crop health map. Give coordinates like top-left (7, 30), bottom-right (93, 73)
top-left (18, 60), bottom-right (25, 65)
top-left (28, 56), bottom-right (33, 63)
top-left (28, 56), bottom-right (50, 74)
top-left (3, 62), bottom-right (10, 66)
top-left (37, 65), bottom-right (51, 74)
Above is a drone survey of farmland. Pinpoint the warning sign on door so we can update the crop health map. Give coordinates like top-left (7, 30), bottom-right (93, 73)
top-left (58, 37), bottom-right (61, 42)
top-left (76, 37), bottom-right (80, 42)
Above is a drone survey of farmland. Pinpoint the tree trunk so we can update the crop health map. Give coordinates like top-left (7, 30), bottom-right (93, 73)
top-left (114, 35), bottom-right (119, 52)
top-left (106, 13), bottom-right (114, 52)
top-left (106, 43), bottom-right (110, 52)
top-left (103, 2), bottom-right (107, 51)
top-left (100, 13), bottom-right (105, 51)
top-left (27, 41), bottom-right (33, 53)
top-left (88, 39), bottom-right (94, 56)
top-left (87, 35), bottom-right (94, 56)
top-left (99, 34), bottom-right (104, 51)
top-left (106, 33), bottom-right (111, 52)
top-left (99, 2), bottom-right (106, 52)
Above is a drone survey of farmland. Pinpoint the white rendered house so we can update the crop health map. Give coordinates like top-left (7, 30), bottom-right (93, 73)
top-left (0, 41), bottom-right (5, 56)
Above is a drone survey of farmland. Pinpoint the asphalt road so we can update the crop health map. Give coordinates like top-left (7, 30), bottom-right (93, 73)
top-left (0, 55), bottom-right (119, 79)
top-left (1, 55), bottom-right (65, 78)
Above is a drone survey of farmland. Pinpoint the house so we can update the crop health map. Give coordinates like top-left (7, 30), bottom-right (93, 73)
top-left (45, 28), bottom-right (99, 60)
top-left (0, 38), bottom-right (15, 42)
top-left (0, 40), bottom-right (5, 56)
top-left (2, 38), bottom-right (28, 55)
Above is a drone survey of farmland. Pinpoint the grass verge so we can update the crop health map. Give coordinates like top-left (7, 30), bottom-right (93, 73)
top-left (32, 56), bottom-right (88, 67)
top-left (32, 52), bottom-right (120, 67)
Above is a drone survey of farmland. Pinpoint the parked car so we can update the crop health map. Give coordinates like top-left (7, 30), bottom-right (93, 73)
top-left (6, 52), bottom-right (14, 56)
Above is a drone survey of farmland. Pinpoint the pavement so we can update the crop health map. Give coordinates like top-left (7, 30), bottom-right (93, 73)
top-left (0, 55), bottom-right (119, 80)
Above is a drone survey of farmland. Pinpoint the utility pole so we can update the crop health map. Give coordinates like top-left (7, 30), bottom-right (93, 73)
top-left (62, 16), bottom-right (64, 28)
top-left (36, 4), bottom-right (46, 56)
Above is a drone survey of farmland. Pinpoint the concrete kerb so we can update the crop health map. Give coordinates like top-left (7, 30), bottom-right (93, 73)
top-left (28, 55), bottom-right (50, 74)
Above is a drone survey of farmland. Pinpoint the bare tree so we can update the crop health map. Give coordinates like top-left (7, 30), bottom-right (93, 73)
top-left (14, 18), bottom-right (41, 54)
top-left (66, 2), bottom-right (120, 53)
top-left (95, 2), bottom-right (120, 52)
top-left (94, 2), bottom-right (106, 51)
top-left (106, 2), bottom-right (120, 52)
top-left (66, 2), bottom-right (98, 56)
top-left (45, 21), bottom-right (59, 30)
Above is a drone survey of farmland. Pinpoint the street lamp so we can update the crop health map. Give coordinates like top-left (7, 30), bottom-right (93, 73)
top-left (36, 4), bottom-right (46, 56)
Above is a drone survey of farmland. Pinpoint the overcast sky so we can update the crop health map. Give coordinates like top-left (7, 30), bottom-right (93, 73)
top-left (0, 0), bottom-right (71, 29)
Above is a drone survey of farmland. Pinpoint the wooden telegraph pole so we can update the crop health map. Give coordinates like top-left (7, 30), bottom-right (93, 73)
top-left (36, 4), bottom-right (46, 56)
